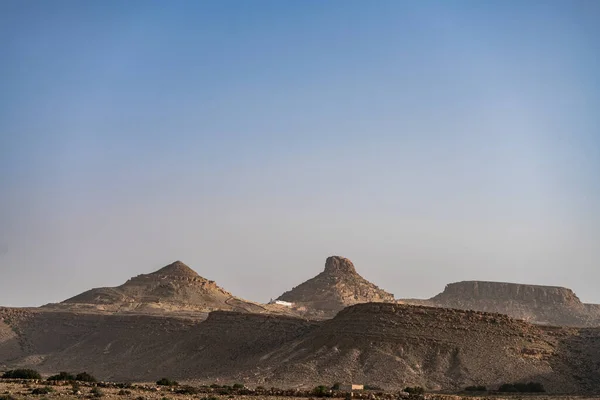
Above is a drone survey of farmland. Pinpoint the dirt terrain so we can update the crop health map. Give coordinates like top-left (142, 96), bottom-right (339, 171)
top-left (2, 380), bottom-right (600, 400)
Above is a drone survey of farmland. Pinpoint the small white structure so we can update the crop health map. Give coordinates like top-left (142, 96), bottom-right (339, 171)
top-left (340, 384), bottom-right (364, 391)
top-left (274, 300), bottom-right (293, 307)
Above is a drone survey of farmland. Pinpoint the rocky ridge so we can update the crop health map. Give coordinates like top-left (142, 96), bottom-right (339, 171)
top-left (2, 303), bottom-right (600, 392)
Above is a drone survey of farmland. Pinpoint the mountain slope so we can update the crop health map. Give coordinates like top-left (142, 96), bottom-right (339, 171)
top-left (2, 304), bottom-right (600, 392)
top-left (276, 256), bottom-right (394, 314)
top-left (57, 261), bottom-right (265, 314)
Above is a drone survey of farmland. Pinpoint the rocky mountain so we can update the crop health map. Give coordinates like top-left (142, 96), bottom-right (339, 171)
top-left (50, 261), bottom-right (266, 315)
top-left (276, 256), bottom-right (394, 315)
top-left (401, 281), bottom-right (600, 327)
top-left (2, 303), bottom-right (600, 392)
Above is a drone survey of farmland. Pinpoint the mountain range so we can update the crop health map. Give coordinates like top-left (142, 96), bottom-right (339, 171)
top-left (2, 255), bottom-right (600, 392)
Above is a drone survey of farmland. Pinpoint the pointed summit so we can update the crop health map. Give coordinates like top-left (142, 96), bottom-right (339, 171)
top-left (151, 261), bottom-right (200, 278)
top-left (61, 260), bottom-right (264, 314)
top-left (276, 256), bottom-right (394, 315)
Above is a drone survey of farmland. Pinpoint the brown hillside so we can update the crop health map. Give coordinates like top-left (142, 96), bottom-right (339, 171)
top-left (2, 304), bottom-right (600, 392)
top-left (56, 261), bottom-right (265, 315)
top-left (402, 281), bottom-right (600, 327)
top-left (276, 256), bottom-right (394, 314)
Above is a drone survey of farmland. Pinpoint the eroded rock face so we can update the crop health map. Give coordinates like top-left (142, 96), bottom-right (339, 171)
top-left (413, 281), bottom-right (600, 327)
top-left (276, 256), bottom-right (394, 314)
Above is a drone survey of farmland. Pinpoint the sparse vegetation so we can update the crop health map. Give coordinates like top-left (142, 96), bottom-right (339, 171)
top-left (90, 387), bottom-right (104, 398)
top-left (175, 385), bottom-right (199, 395)
top-left (0, 395), bottom-right (16, 400)
top-left (364, 385), bottom-right (383, 391)
top-left (47, 371), bottom-right (76, 381)
top-left (498, 382), bottom-right (545, 393)
top-left (331, 383), bottom-right (341, 390)
top-left (200, 397), bottom-right (218, 400)
top-left (118, 389), bottom-right (132, 396)
top-left (71, 383), bottom-right (81, 394)
top-left (156, 378), bottom-right (179, 387)
top-left (75, 372), bottom-right (97, 382)
top-left (464, 385), bottom-right (487, 392)
top-left (404, 386), bottom-right (425, 395)
top-left (313, 385), bottom-right (331, 397)
top-left (31, 386), bottom-right (54, 395)
top-left (2, 369), bottom-right (42, 380)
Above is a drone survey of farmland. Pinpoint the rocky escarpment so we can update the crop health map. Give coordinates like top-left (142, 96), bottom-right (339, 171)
top-left (261, 303), bottom-right (567, 390)
top-left (0, 307), bottom-right (317, 382)
top-left (3, 303), bottom-right (600, 392)
top-left (405, 281), bottom-right (600, 327)
top-left (52, 261), bottom-right (265, 315)
top-left (276, 256), bottom-right (394, 315)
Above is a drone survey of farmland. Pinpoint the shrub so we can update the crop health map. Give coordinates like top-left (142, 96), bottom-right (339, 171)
top-left (0, 395), bottom-right (16, 400)
top-left (156, 378), bottom-right (178, 387)
top-left (209, 384), bottom-right (221, 388)
top-left (2, 369), bottom-right (42, 379)
top-left (75, 372), bottom-right (97, 382)
top-left (200, 397), bottom-right (218, 400)
top-left (232, 383), bottom-right (244, 389)
top-left (364, 385), bottom-right (383, 391)
top-left (256, 386), bottom-right (265, 391)
top-left (90, 387), bottom-right (104, 398)
top-left (464, 385), bottom-right (487, 392)
top-left (404, 386), bottom-right (425, 395)
top-left (71, 383), bottom-right (81, 394)
top-left (498, 382), bottom-right (545, 393)
top-left (331, 383), bottom-right (341, 390)
top-left (175, 386), bottom-right (199, 395)
top-left (47, 371), bottom-right (76, 381)
top-left (31, 387), bottom-right (54, 395)
top-left (118, 390), bottom-right (132, 396)
top-left (313, 385), bottom-right (330, 397)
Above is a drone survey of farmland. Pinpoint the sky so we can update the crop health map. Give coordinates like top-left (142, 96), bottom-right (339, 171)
top-left (1, 0), bottom-right (599, 307)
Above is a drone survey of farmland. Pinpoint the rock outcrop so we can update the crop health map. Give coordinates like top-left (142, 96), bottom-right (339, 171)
top-left (402, 281), bottom-right (600, 327)
top-left (276, 256), bottom-right (394, 314)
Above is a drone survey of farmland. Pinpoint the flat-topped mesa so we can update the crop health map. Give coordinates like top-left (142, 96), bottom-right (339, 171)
top-left (276, 256), bottom-right (394, 314)
top-left (433, 281), bottom-right (583, 307)
top-left (423, 280), bottom-right (600, 327)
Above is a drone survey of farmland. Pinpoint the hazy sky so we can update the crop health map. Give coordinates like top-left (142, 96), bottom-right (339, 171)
top-left (1, 1), bottom-right (599, 307)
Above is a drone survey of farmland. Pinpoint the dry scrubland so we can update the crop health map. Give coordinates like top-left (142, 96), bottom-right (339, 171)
top-left (1, 381), bottom-right (600, 400)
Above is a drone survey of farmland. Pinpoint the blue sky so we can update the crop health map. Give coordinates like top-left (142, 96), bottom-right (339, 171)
top-left (1, 1), bottom-right (599, 306)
